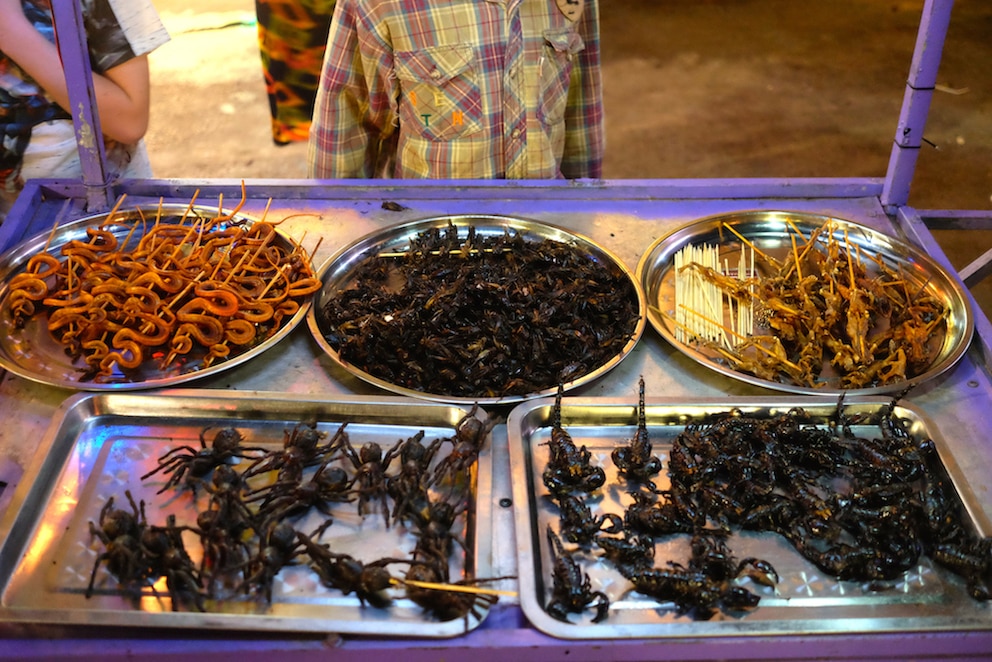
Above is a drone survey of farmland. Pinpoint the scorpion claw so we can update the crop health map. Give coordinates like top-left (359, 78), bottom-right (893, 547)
top-left (736, 557), bottom-right (780, 587)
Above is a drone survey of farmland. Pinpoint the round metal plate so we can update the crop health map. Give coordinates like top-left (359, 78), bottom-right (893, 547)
top-left (0, 205), bottom-right (313, 391)
top-left (636, 210), bottom-right (974, 395)
top-left (306, 214), bottom-right (646, 404)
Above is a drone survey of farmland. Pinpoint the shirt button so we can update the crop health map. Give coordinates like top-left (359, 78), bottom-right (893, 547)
top-left (430, 69), bottom-right (442, 80)
top-left (511, 128), bottom-right (521, 139)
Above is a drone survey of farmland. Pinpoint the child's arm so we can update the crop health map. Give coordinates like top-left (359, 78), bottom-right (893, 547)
top-left (0, 0), bottom-right (152, 145)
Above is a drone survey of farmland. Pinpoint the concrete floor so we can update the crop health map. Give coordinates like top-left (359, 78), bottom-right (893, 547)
top-left (143, 0), bottom-right (992, 308)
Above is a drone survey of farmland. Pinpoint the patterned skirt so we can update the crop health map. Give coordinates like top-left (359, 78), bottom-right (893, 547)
top-left (255, 0), bottom-right (336, 145)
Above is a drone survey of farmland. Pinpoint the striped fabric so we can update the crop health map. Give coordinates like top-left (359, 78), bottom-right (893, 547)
top-left (308, 0), bottom-right (603, 179)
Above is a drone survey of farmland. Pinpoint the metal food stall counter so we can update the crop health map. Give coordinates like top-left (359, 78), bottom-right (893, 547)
top-left (3, 0), bottom-right (992, 657)
top-left (1, 179), bottom-right (992, 660)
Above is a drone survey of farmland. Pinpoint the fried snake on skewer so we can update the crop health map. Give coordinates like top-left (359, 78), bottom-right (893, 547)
top-left (4, 192), bottom-right (321, 381)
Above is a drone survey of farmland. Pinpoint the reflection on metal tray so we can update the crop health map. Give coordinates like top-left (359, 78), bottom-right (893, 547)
top-left (306, 214), bottom-right (646, 405)
top-left (636, 210), bottom-right (973, 395)
top-left (0, 206), bottom-right (312, 391)
top-left (507, 394), bottom-right (992, 639)
top-left (0, 391), bottom-right (494, 637)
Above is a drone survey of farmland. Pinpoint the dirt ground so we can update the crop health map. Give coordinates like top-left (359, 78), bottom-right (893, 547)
top-left (143, 0), bottom-right (992, 306)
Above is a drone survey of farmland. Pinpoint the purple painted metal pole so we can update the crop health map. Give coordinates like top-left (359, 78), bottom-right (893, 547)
top-left (881, 0), bottom-right (954, 209)
top-left (50, 0), bottom-right (112, 212)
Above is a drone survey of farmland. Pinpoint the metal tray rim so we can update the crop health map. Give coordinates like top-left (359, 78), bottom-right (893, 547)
top-left (0, 390), bottom-right (495, 637)
top-left (506, 394), bottom-right (992, 640)
top-left (305, 213), bottom-right (647, 405)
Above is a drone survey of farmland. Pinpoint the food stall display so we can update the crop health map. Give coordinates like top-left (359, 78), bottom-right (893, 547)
top-left (2, 182), bottom-right (991, 661)
top-left (1, 0), bottom-right (992, 660)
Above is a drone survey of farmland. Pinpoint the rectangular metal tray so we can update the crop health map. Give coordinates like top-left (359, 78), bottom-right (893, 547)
top-left (507, 395), bottom-right (992, 639)
top-left (0, 391), bottom-right (494, 637)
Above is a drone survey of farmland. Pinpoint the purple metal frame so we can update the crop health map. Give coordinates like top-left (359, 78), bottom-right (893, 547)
top-left (4, 616), bottom-right (992, 662)
top-left (2, 0), bottom-right (984, 399)
top-left (41, 0), bottom-right (991, 304)
top-left (880, 0), bottom-right (955, 210)
top-left (51, 0), bottom-right (111, 211)
top-left (4, 1), bottom-right (992, 659)
top-left (48, 0), bottom-right (952, 217)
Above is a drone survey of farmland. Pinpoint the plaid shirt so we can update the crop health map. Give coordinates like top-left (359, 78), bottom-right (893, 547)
top-left (307, 0), bottom-right (603, 179)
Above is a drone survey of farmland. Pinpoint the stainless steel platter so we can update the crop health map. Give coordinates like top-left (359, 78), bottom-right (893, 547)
top-left (0, 205), bottom-right (313, 391)
top-left (306, 214), bottom-right (646, 405)
top-left (636, 210), bottom-right (974, 395)
top-left (507, 393), bottom-right (992, 639)
top-left (0, 391), bottom-right (494, 636)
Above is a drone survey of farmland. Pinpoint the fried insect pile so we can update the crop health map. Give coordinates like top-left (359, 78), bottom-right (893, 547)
top-left (85, 410), bottom-right (498, 622)
top-left (319, 223), bottom-right (641, 398)
top-left (666, 398), bottom-right (992, 600)
top-left (677, 220), bottom-right (950, 389)
top-left (541, 384), bottom-right (992, 624)
top-left (5, 199), bottom-right (320, 381)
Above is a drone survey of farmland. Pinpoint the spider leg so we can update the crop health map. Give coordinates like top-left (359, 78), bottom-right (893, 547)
top-left (140, 447), bottom-right (195, 480)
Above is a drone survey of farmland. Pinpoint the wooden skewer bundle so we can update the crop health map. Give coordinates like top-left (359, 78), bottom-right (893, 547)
top-left (673, 241), bottom-right (754, 350)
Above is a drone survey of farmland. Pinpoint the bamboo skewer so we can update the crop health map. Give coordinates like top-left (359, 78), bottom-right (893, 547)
top-left (377, 247), bottom-right (514, 258)
top-left (720, 222), bottom-right (779, 269)
top-left (673, 241), bottom-right (754, 350)
top-left (660, 300), bottom-right (754, 350)
top-left (390, 577), bottom-right (517, 597)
